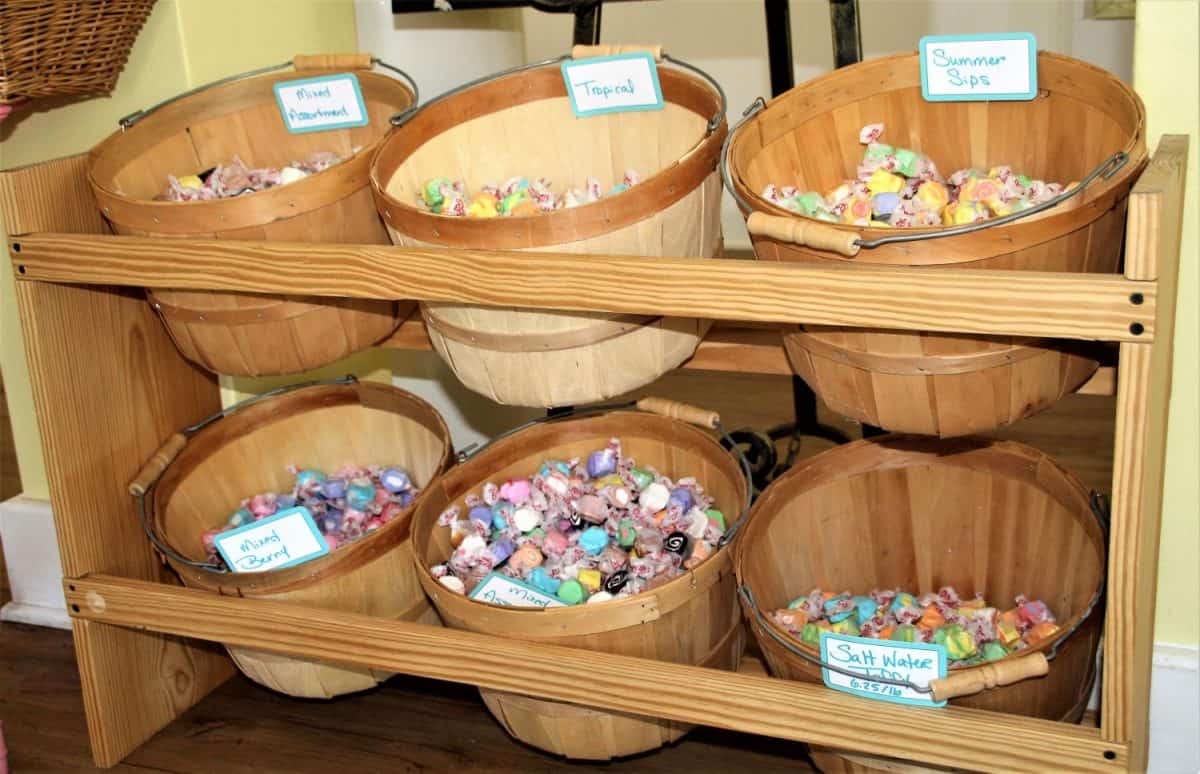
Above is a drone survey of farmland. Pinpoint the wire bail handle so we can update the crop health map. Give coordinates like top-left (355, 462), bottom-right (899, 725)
top-left (128, 375), bottom-right (359, 573)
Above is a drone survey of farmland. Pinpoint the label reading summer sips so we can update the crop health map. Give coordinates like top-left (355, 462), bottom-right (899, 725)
top-left (213, 506), bottom-right (329, 573)
top-left (920, 34), bottom-right (1038, 102)
top-left (274, 73), bottom-right (370, 133)
top-left (819, 632), bottom-right (948, 707)
top-left (561, 52), bottom-right (664, 118)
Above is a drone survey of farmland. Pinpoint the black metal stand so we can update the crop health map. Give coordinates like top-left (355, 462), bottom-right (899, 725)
top-left (390, 0), bottom-right (636, 46)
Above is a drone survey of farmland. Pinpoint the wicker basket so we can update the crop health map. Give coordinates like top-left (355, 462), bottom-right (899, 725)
top-left (0, 0), bottom-right (157, 104)
top-left (724, 51), bottom-right (1146, 437)
top-left (131, 379), bottom-right (453, 699)
top-left (371, 45), bottom-right (726, 408)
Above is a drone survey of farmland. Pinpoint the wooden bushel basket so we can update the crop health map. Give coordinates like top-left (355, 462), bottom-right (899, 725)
top-left (88, 54), bottom-right (418, 377)
top-left (130, 379), bottom-right (453, 699)
top-left (410, 399), bottom-right (750, 759)
top-left (372, 45), bottom-right (727, 408)
top-left (733, 436), bottom-right (1106, 773)
top-left (724, 51), bottom-right (1147, 436)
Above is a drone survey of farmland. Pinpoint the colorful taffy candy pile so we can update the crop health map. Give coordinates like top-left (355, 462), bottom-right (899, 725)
top-left (760, 123), bottom-right (1073, 228)
top-left (430, 438), bottom-right (727, 605)
top-left (417, 170), bottom-right (640, 217)
top-left (772, 586), bottom-right (1060, 664)
top-left (202, 464), bottom-right (417, 568)
top-left (157, 150), bottom-right (355, 202)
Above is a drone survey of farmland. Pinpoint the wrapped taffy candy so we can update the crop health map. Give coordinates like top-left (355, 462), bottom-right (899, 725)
top-left (157, 150), bottom-right (354, 202)
top-left (201, 463), bottom-right (418, 570)
top-left (416, 170), bottom-right (641, 217)
top-left (430, 438), bottom-right (727, 605)
top-left (770, 585), bottom-right (1060, 665)
top-left (761, 123), bottom-right (1070, 228)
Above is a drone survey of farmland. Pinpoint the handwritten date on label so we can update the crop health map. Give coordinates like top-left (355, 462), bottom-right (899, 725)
top-left (469, 572), bottom-right (565, 608)
top-left (920, 34), bottom-right (1038, 102)
top-left (819, 632), bottom-right (948, 707)
top-left (561, 52), bottom-right (664, 118)
top-left (213, 506), bottom-right (329, 573)
top-left (273, 73), bottom-right (370, 133)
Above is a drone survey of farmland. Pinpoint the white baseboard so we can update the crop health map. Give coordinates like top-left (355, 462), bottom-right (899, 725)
top-left (1149, 643), bottom-right (1200, 774)
top-left (0, 496), bottom-right (71, 631)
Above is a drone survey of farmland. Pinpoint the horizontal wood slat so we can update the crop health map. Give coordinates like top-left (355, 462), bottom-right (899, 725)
top-left (65, 574), bottom-right (1128, 773)
top-left (9, 235), bottom-right (1154, 342)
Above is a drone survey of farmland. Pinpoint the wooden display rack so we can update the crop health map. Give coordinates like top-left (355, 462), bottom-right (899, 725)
top-left (1, 135), bottom-right (1186, 772)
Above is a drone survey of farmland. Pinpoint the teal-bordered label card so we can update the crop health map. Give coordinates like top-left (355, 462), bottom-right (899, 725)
top-left (561, 52), bottom-right (664, 118)
top-left (469, 572), bottom-right (566, 608)
top-left (819, 631), bottom-right (948, 707)
top-left (273, 72), bottom-right (370, 134)
top-left (213, 506), bottom-right (329, 573)
top-left (919, 33), bottom-right (1038, 102)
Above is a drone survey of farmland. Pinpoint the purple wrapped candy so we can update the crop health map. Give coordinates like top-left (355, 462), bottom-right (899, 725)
top-left (322, 509), bottom-right (344, 534)
top-left (667, 487), bottom-right (694, 513)
top-left (489, 538), bottom-right (516, 565)
top-left (395, 490), bottom-right (415, 508)
top-left (587, 448), bottom-right (617, 478)
top-left (871, 191), bottom-right (900, 217)
top-left (380, 468), bottom-right (411, 493)
top-left (276, 494), bottom-right (297, 510)
top-left (468, 505), bottom-right (493, 528)
top-left (321, 478), bottom-right (346, 500)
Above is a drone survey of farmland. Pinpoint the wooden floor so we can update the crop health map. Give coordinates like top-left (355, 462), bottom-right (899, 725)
top-left (0, 371), bottom-right (1116, 772)
top-left (0, 370), bottom-right (22, 608)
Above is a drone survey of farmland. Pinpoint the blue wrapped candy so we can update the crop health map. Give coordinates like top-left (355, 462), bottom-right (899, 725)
top-left (345, 481), bottom-right (375, 511)
top-left (528, 567), bottom-right (561, 594)
top-left (380, 468), bottom-right (410, 493)
top-left (854, 595), bottom-right (878, 625)
top-left (491, 500), bottom-right (514, 531)
top-left (668, 487), bottom-right (694, 513)
top-left (579, 526), bottom-right (610, 556)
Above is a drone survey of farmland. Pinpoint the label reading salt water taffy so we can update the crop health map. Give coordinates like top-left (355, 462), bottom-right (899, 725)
top-left (214, 506), bottom-right (329, 573)
top-left (274, 73), bottom-right (369, 133)
top-left (819, 632), bottom-right (947, 707)
top-left (919, 34), bottom-right (1038, 102)
top-left (561, 52), bottom-right (664, 118)
top-left (469, 572), bottom-right (566, 608)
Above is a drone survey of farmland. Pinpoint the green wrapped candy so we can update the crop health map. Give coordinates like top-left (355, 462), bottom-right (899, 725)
top-left (793, 191), bottom-right (824, 217)
top-left (705, 508), bottom-right (726, 531)
top-left (630, 468), bottom-right (655, 491)
top-left (892, 147), bottom-right (920, 177)
top-left (890, 623), bottom-right (919, 643)
top-left (422, 177), bottom-right (450, 208)
top-left (801, 623), bottom-right (823, 645)
top-left (814, 210), bottom-right (840, 223)
top-left (499, 188), bottom-right (526, 215)
top-left (831, 618), bottom-right (860, 636)
top-left (557, 578), bottom-right (586, 605)
top-left (864, 143), bottom-right (894, 161)
top-left (934, 623), bottom-right (978, 660)
top-left (981, 641), bottom-right (1010, 661)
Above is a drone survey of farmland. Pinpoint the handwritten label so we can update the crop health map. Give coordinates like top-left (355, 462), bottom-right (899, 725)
top-left (819, 632), bottom-right (947, 707)
top-left (561, 52), bottom-right (664, 118)
top-left (213, 506), bottom-right (329, 573)
top-left (469, 572), bottom-right (565, 609)
top-left (273, 73), bottom-right (369, 133)
top-left (920, 34), bottom-right (1037, 102)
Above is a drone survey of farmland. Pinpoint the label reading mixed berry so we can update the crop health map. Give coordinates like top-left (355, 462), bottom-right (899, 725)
top-left (213, 506), bottom-right (329, 573)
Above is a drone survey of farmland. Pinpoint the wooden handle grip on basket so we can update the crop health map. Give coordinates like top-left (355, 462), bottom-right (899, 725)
top-left (293, 53), bottom-right (373, 71)
top-left (572, 44), bottom-right (664, 61)
top-left (746, 212), bottom-right (861, 257)
top-left (929, 653), bottom-right (1050, 702)
top-left (636, 398), bottom-right (720, 429)
top-left (128, 433), bottom-right (187, 497)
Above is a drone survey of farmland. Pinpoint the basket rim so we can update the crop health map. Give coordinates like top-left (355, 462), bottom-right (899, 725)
top-left (727, 50), bottom-right (1147, 256)
top-left (369, 62), bottom-right (726, 249)
top-left (150, 381), bottom-right (453, 595)
top-left (411, 409), bottom-right (749, 625)
top-left (732, 434), bottom-right (1106, 673)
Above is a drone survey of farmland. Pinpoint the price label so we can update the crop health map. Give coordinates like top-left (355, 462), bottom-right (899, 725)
top-left (920, 33), bottom-right (1038, 102)
top-left (469, 572), bottom-right (565, 608)
top-left (213, 506), bottom-right (329, 573)
top-left (561, 52), bottom-right (664, 118)
top-left (819, 632), bottom-right (947, 707)
top-left (273, 73), bottom-right (370, 133)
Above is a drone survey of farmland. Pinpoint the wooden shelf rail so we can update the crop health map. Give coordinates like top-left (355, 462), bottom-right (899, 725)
top-left (1, 137), bottom-right (1186, 771)
top-left (64, 574), bottom-right (1129, 773)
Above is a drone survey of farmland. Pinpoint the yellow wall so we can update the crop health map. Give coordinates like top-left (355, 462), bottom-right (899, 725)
top-left (0, 0), bottom-right (360, 499)
top-left (1133, 0), bottom-right (1200, 646)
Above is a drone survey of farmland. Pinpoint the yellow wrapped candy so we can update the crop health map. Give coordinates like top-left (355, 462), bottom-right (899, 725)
top-left (177, 174), bottom-right (203, 190)
top-left (915, 180), bottom-right (949, 211)
top-left (866, 168), bottom-right (905, 195)
top-left (958, 175), bottom-right (1002, 204)
top-left (467, 194), bottom-right (498, 218)
top-left (942, 200), bottom-right (987, 225)
top-left (867, 219), bottom-right (892, 228)
top-left (577, 568), bottom-right (602, 592)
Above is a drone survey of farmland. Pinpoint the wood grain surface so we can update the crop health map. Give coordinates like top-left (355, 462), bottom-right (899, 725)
top-left (9, 234), bottom-right (1155, 342)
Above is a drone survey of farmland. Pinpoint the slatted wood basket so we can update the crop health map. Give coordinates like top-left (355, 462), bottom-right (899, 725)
top-left (734, 436), bottom-right (1106, 773)
top-left (0, 0), bottom-right (156, 104)
top-left (131, 380), bottom-right (453, 698)
top-left (410, 400), bottom-right (749, 759)
top-left (372, 45), bottom-right (726, 408)
top-left (88, 54), bottom-right (417, 377)
top-left (725, 51), bottom-right (1146, 436)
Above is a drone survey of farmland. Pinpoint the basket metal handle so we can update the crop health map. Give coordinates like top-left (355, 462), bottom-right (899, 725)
top-left (128, 375), bottom-right (359, 573)
top-left (391, 48), bottom-right (726, 135)
top-left (119, 55), bottom-right (419, 130)
top-left (720, 96), bottom-right (1129, 251)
